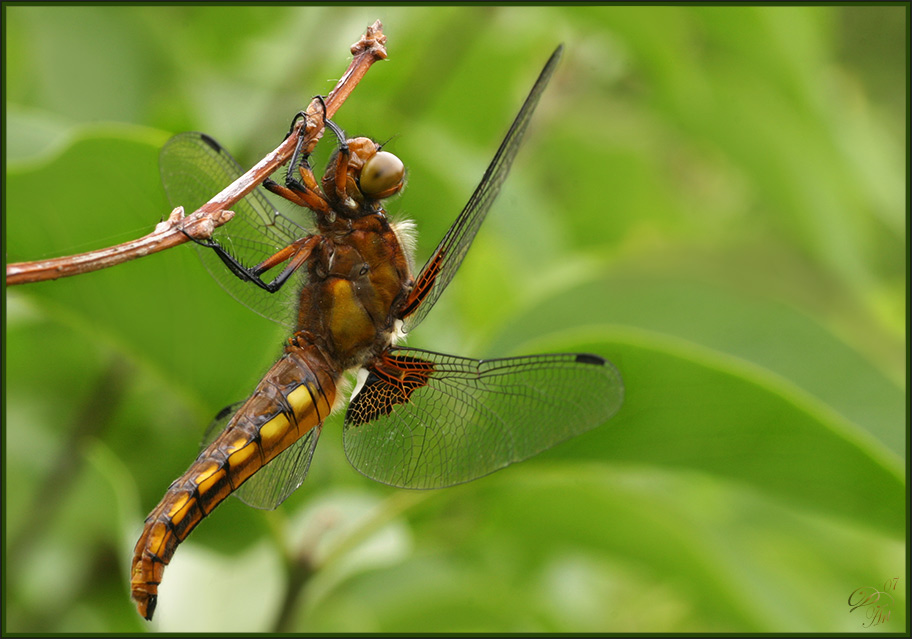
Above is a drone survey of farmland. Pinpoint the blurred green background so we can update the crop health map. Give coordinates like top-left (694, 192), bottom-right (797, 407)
top-left (4, 5), bottom-right (906, 633)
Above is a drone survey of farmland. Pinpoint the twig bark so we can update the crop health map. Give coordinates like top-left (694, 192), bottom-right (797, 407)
top-left (6, 20), bottom-right (387, 287)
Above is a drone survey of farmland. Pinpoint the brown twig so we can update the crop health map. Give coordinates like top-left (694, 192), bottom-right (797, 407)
top-left (6, 20), bottom-right (387, 287)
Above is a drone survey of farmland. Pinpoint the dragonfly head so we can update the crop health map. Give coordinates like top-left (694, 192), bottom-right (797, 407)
top-left (360, 150), bottom-right (406, 199)
top-left (324, 137), bottom-right (405, 216)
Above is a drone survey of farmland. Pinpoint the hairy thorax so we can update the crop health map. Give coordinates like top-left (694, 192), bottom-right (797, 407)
top-left (297, 213), bottom-right (413, 370)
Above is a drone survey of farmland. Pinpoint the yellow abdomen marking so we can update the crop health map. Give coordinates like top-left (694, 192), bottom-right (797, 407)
top-left (226, 440), bottom-right (260, 485)
top-left (196, 467), bottom-right (230, 508)
top-left (146, 521), bottom-right (170, 558)
top-left (287, 381), bottom-right (331, 428)
top-left (223, 434), bottom-right (252, 455)
top-left (165, 493), bottom-right (191, 526)
top-left (287, 384), bottom-right (314, 420)
top-left (259, 412), bottom-right (291, 447)
top-left (193, 460), bottom-right (220, 484)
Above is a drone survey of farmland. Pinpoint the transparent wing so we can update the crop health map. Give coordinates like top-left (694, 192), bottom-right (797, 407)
top-left (160, 131), bottom-right (313, 327)
top-left (201, 403), bottom-right (323, 510)
top-left (343, 345), bottom-right (622, 489)
top-left (401, 46), bottom-right (562, 331)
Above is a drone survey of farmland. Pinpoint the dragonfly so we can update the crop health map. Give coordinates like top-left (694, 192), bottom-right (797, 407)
top-left (130, 45), bottom-right (623, 621)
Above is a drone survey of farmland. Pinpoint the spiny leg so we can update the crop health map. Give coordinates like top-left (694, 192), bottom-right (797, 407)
top-left (182, 229), bottom-right (321, 293)
top-left (264, 98), bottom-right (336, 212)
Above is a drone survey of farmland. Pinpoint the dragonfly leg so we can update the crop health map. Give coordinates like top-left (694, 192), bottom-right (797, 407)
top-left (264, 176), bottom-right (330, 213)
top-left (282, 108), bottom-right (309, 141)
top-left (181, 226), bottom-right (320, 293)
top-left (268, 98), bottom-right (335, 213)
top-left (286, 99), bottom-right (327, 189)
top-left (281, 95), bottom-right (327, 145)
top-left (325, 120), bottom-right (352, 203)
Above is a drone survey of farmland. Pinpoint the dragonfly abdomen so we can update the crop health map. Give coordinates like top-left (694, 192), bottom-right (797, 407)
top-left (130, 340), bottom-right (339, 620)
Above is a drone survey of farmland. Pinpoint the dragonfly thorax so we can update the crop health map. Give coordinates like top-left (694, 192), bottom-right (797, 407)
top-left (298, 212), bottom-right (413, 371)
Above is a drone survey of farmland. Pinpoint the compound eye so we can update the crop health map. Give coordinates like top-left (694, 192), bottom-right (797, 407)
top-left (360, 151), bottom-right (405, 199)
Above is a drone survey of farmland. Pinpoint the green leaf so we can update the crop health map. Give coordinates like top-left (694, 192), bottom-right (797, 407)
top-left (4, 5), bottom-right (904, 633)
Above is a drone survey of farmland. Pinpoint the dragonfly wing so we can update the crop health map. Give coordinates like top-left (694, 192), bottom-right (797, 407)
top-left (200, 403), bottom-right (323, 510)
top-left (343, 345), bottom-right (622, 489)
top-left (234, 425), bottom-right (322, 510)
top-left (401, 46), bottom-right (562, 331)
top-left (160, 131), bottom-right (312, 327)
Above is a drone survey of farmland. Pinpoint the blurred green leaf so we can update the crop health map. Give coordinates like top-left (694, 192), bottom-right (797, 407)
top-left (488, 274), bottom-right (904, 458)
